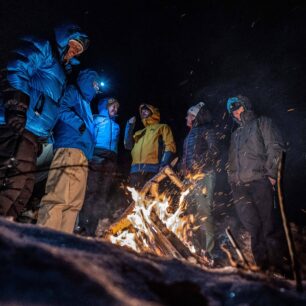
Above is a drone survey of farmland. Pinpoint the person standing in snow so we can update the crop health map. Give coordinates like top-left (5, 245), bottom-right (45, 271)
top-left (77, 97), bottom-right (120, 236)
top-left (180, 102), bottom-right (219, 257)
top-left (0, 23), bottom-right (89, 220)
top-left (124, 104), bottom-right (176, 189)
top-left (37, 69), bottom-right (100, 233)
top-left (227, 95), bottom-right (287, 272)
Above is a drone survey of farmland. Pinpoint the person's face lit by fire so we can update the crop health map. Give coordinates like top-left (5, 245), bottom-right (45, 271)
top-left (141, 107), bottom-right (151, 119)
top-left (186, 112), bottom-right (195, 128)
top-left (63, 40), bottom-right (84, 63)
top-left (93, 81), bottom-right (100, 93)
top-left (108, 103), bottom-right (119, 117)
top-left (232, 106), bottom-right (245, 122)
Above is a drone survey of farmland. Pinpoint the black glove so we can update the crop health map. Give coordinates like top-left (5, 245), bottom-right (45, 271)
top-left (79, 123), bottom-right (86, 134)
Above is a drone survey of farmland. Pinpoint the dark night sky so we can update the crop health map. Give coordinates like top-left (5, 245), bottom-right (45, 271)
top-left (0, 0), bottom-right (306, 223)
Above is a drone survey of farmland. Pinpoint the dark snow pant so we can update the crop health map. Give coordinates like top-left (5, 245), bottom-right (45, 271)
top-left (186, 172), bottom-right (216, 254)
top-left (128, 172), bottom-right (156, 191)
top-left (0, 127), bottom-right (38, 219)
top-left (78, 158), bottom-right (117, 236)
top-left (231, 178), bottom-right (282, 270)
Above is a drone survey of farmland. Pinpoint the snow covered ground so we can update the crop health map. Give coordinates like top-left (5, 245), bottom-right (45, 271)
top-left (0, 217), bottom-right (305, 306)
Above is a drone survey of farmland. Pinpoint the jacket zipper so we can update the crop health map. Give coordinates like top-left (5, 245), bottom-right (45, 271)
top-left (139, 129), bottom-right (146, 167)
top-left (236, 128), bottom-right (241, 182)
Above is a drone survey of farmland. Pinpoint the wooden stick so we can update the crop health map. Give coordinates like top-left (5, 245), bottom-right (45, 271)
top-left (277, 153), bottom-right (303, 292)
top-left (226, 227), bottom-right (253, 271)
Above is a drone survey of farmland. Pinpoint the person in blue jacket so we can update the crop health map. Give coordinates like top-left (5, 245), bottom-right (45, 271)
top-left (37, 69), bottom-right (100, 233)
top-left (77, 97), bottom-right (120, 236)
top-left (0, 23), bottom-right (89, 220)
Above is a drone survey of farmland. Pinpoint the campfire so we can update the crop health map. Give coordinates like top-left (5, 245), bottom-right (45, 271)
top-left (103, 165), bottom-right (261, 272)
top-left (105, 164), bottom-right (211, 266)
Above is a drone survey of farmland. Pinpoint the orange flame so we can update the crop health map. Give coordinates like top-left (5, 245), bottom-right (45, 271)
top-left (108, 186), bottom-right (197, 254)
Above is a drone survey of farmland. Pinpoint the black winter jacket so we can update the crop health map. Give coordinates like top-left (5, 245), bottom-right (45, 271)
top-left (228, 110), bottom-right (284, 184)
top-left (181, 107), bottom-right (219, 175)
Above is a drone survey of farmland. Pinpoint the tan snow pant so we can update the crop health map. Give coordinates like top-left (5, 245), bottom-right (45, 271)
top-left (37, 148), bottom-right (88, 233)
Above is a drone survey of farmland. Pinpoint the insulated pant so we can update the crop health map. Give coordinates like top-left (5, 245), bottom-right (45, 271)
top-left (37, 148), bottom-right (88, 233)
top-left (231, 178), bottom-right (281, 269)
top-left (0, 127), bottom-right (38, 219)
top-left (78, 158), bottom-right (116, 236)
top-left (187, 172), bottom-right (216, 254)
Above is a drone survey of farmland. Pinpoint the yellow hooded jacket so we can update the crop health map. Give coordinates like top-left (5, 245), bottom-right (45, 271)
top-left (131, 104), bottom-right (176, 168)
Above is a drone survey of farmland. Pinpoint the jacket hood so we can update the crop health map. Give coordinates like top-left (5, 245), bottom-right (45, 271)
top-left (227, 95), bottom-right (253, 113)
top-left (139, 104), bottom-right (160, 127)
top-left (227, 95), bottom-right (256, 125)
top-left (77, 69), bottom-right (98, 103)
top-left (97, 99), bottom-right (109, 117)
top-left (54, 23), bottom-right (89, 64)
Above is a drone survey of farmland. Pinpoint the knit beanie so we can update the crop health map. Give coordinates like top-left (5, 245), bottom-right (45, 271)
top-left (187, 102), bottom-right (205, 117)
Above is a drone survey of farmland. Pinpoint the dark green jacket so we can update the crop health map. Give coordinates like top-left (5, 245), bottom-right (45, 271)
top-left (228, 111), bottom-right (284, 184)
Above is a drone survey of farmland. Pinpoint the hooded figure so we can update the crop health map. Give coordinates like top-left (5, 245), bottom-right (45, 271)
top-left (0, 23), bottom-right (89, 220)
top-left (227, 95), bottom-right (288, 273)
top-left (54, 23), bottom-right (89, 69)
top-left (77, 97), bottom-right (120, 237)
top-left (94, 98), bottom-right (120, 156)
top-left (124, 104), bottom-right (176, 189)
top-left (37, 69), bottom-right (99, 234)
top-left (181, 102), bottom-right (219, 258)
top-left (227, 95), bottom-right (284, 184)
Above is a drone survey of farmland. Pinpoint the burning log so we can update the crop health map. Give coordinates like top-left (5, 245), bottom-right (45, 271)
top-left (141, 210), bottom-right (185, 259)
top-left (140, 161), bottom-right (185, 198)
top-left (105, 203), bottom-right (135, 237)
top-left (149, 209), bottom-right (211, 266)
top-left (150, 209), bottom-right (193, 259)
top-left (105, 162), bottom-right (211, 266)
top-left (106, 162), bottom-right (185, 237)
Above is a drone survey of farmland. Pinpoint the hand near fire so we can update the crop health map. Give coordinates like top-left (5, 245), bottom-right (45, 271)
top-left (128, 116), bottom-right (136, 124)
top-left (268, 177), bottom-right (276, 186)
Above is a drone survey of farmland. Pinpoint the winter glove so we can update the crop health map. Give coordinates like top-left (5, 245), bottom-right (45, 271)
top-left (79, 123), bottom-right (86, 134)
top-left (128, 116), bottom-right (136, 124)
top-left (124, 117), bottom-right (136, 150)
top-left (159, 151), bottom-right (173, 169)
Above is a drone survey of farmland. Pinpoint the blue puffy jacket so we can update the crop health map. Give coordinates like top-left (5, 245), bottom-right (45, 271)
top-left (2, 24), bottom-right (88, 138)
top-left (0, 97), bottom-right (4, 125)
top-left (52, 69), bottom-right (98, 160)
top-left (94, 99), bottom-right (120, 154)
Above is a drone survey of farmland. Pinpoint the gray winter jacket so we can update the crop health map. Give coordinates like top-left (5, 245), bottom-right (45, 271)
top-left (228, 110), bottom-right (284, 184)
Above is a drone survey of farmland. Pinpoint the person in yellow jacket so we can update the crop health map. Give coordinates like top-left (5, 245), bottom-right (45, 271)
top-left (124, 104), bottom-right (176, 189)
